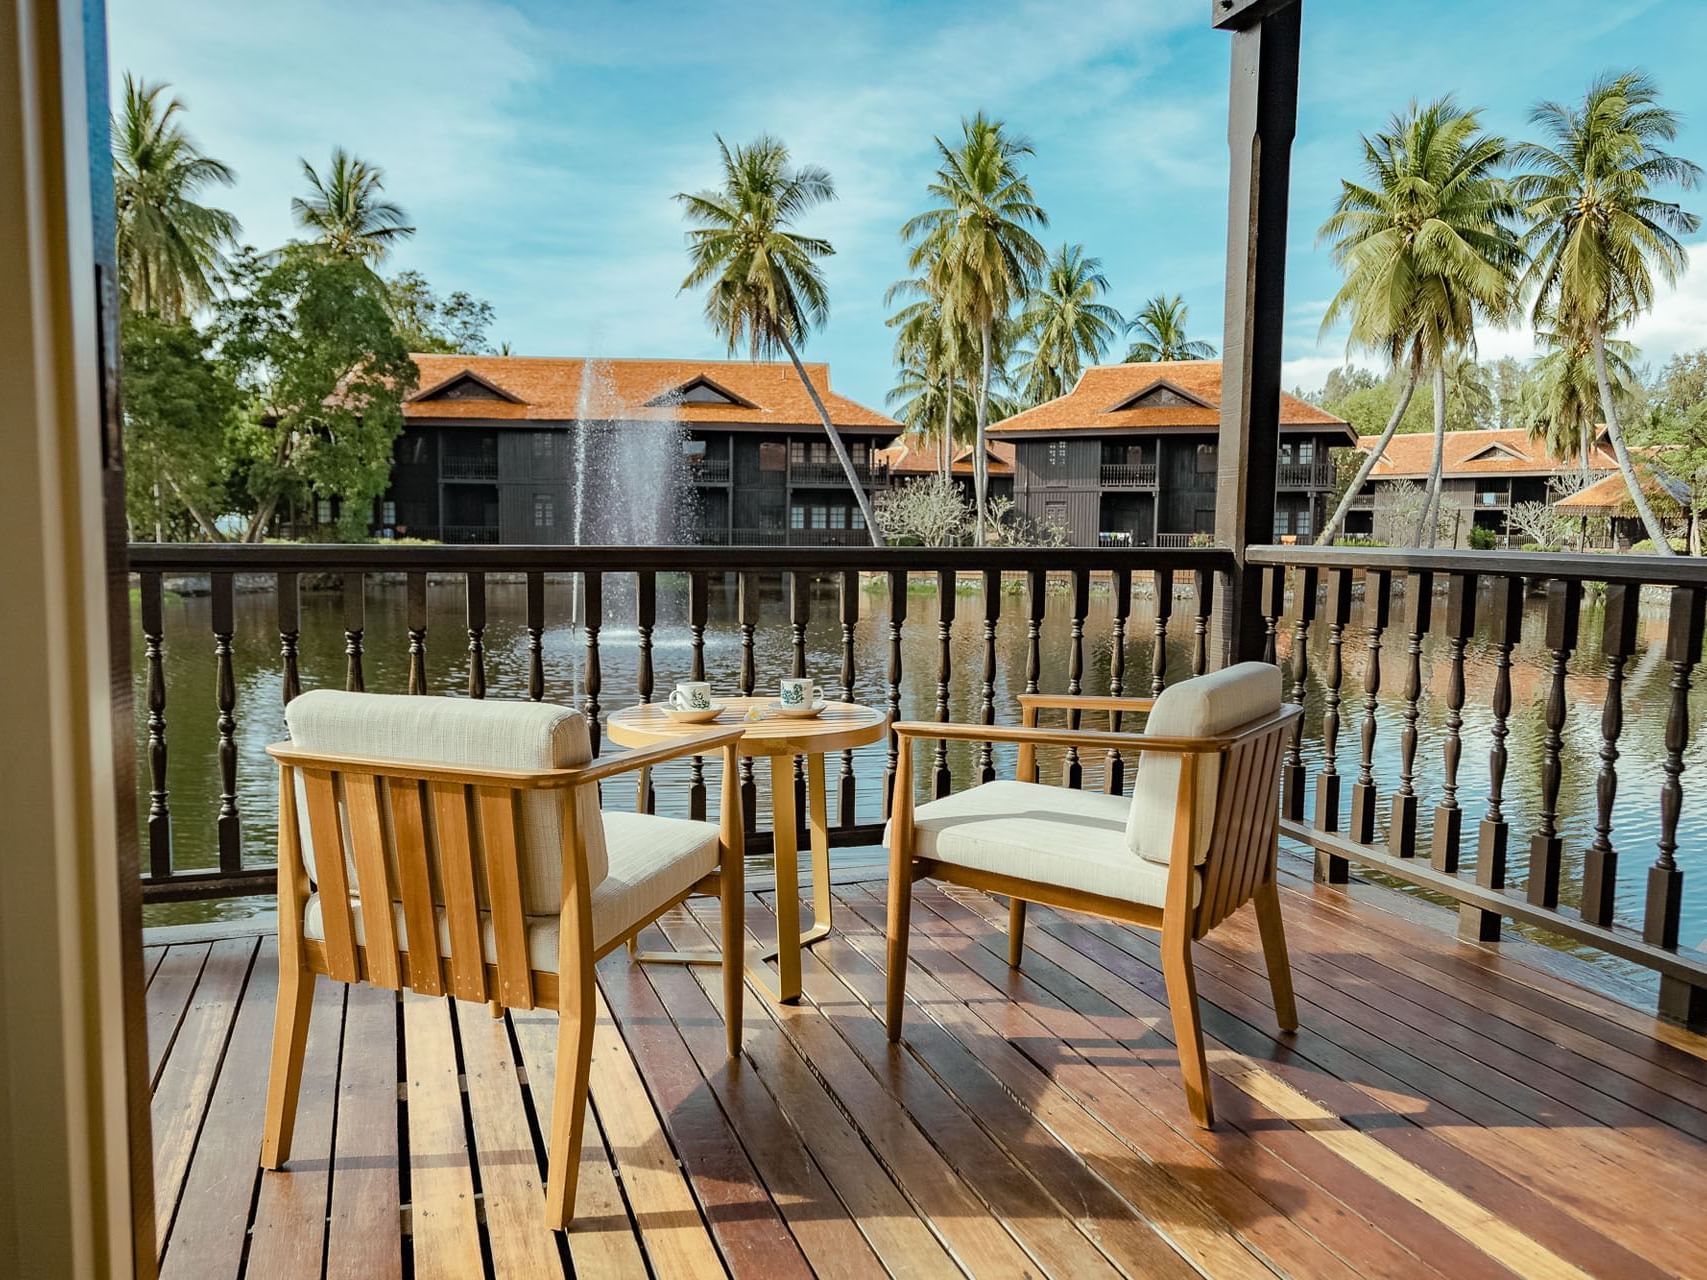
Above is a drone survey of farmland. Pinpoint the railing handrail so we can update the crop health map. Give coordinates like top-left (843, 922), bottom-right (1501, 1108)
top-left (1247, 542), bottom-right (1707, 589)
top-left (127, 541), bottom-right (1236, 574)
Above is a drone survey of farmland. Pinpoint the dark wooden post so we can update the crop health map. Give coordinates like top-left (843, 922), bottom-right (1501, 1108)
top-left (1650, 586), bottom-right (1706, 1024)
top-left (465, 570), bottom-right (487, 700)
top-left (1390, 569), bottom-right (1433, 858)
top-left (1281, 564), bottom-right (1317, 820)
top-left (883, 571), bottom-right (908, 817)
top-left (1462, 575), bottom-right (1524, 942)
top-left (1314, 566), bottom-right (1354, 880)
top-left (789, 571), bottom-right (810, 819)
top-left (1063, 567), bottom-right (1089, 788)
top-left (1192, 569), bottom-right (1216, 676)
top-left (934, 569), bottom-right (957, 798)
top-left (737, 572), bottom-right (758, 830)
top-left (1260, 566), bottom-right (1285, 665)
top-left (583, 571), bottom-right (603, 755)
top-left (1430, 572), bottom-right (1477, 872)
top-left (406, 571), bottom-right (428, 695)
top-left (526, 571), bottom-right (545, 702)
top-left (141, 573), bottom-right (171, 880)
top-left (689, 571), bottom-right (710, 821)
top-left (1025, 568), bottom-right (1046, 696)
top-left (1528, 578), bottom-right (1581, 908)
top-left (212, 571), bottom-right (240, 875)
top-left (839, 570), bottom-right (860, 824)
top-left (1150, 568), bottom-right (1174, 695)
top-left (277, 571), bottom-right (301, 706)
top-left (1105, 566), bottom-right (1132, 795)
top-left (343, 572), bottom-right (365, 692)
top-left (1582, 582), bottom-right (1639, 928)
top-left (1212, 0), bottom-right (1302, 665)
top-left (1349, 568), bottom-right (1391, 845)
top-left (979, 568), bottom-right (1001, 785)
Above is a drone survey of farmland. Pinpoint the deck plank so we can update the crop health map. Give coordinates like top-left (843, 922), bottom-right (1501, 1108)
top-left (325, 983), bottom-right (403, 1280)
top-left (402, 991), bottom-right (484, 1280)
top-left (146, 941), bottom-right (210, 1084)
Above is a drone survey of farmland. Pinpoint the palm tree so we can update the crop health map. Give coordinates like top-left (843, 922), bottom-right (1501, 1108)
top-left (292, 148), bottom-right (415, 264)
top-left (1513, 70), bottom-right (1701, 553)
top-left (1315, 98), bottom-right (1523, 546)
top-left (1016, 244), bottom-right (1122, 405)
top-left (677, 135), bottom-right (882, 543)
top-left (112, 74), bottom-right (239, 320)
top-left (902, 112), bottom-right (1047, 543)
top-left (1520, 327), bottom-right (1639, 474)
top-left (1123, 293), bottom-right (1215, 362)
top-left (886, 277), bottom-right (967, 480)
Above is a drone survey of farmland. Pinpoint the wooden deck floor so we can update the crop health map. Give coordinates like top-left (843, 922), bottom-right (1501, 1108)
top-left (145, 860), bottom-right (1707, 1279)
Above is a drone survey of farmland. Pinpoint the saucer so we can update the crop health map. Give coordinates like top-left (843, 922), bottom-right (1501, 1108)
top-left (661, 703), bottom-right (725, 724)
top-left (772, 699), bottom-right (828, 719)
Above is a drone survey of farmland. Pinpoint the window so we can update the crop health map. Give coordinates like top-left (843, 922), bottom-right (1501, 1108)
top-left (681, 438), bottom-right (707, 462)
top-left (1297, 438), bottom-right (1315, 464)
top-left (1196, 444), bottom-right (1218, 474)
top-left (316, 498), bottom-right (333, 525)
top-left (1273, 509), bottom-right (1291, 539)
top-left (790, 505), bottom-right (806, 529)
top-left (811, 441), bottom-right (829, 464)
top-left (811, 506), bottom-right (828, 529)
top-left (532, 431), bottom-right (552, 459)
top-left (760, 441), bottom-right (787, 472)
top-left (1279, 442), bottom-right (1294, 465)
top-left (829, 507), bottom-right (847, 529)
top-left (1295, 506), bottom-right (1312, 537)
top-left (851, 508), bottom-right (866, 530)
top-left (789, 440), bottom-right (806, 465)
top-left (533, 494), bottom-right (555, 528)
top-left (851, 441), bottom-right (868, 465)
top-left (382, 501), bottom-right (397, 525)
top-left (1045, 499), bottom-right (1068, 525)
top-left (1047, 440), bottom-right (1069, 469)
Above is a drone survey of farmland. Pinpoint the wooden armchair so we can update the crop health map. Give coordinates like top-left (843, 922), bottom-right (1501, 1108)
top-left (886, 662), bottom-right (1301, 1127)
top-left (259, 690), bottom-right (746, 1230)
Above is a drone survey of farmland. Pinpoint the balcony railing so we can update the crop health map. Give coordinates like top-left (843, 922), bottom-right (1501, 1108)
top-left (690, 458), bottom-right (731, 484)
top-left (438, 524), bottom-right (500, 544)
top-left (693, 526), bottom-right (875, 546)
top-left (1100, 462), bottom-right (1158, 487)
top-left (441, 454), bottom-right (498, 481)
top-left (1155, 532), bottom-right (1205, 548)
top-left (1276, 460), bottom-right (1337, 489)
top-left (790, 462), bottom-right (885, 488)
top-left (126, 538), bottom-right (1707, 1023)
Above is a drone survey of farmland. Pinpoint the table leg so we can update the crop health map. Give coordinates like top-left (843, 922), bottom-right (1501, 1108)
top-left (803, 752), bottom-right (833, 948)
top-left (768, 753), bottom-right (803, 1002)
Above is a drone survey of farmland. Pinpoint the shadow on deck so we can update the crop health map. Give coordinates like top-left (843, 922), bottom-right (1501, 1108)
top-left (145, 857), bottom-right (1707, 1279)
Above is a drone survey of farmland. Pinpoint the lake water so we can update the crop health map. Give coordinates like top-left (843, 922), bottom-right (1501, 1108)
top-left (132, 572), bottom-right (1707, 981)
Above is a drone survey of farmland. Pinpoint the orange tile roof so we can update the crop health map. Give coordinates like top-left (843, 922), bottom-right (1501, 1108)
top-left (1359, 428), bottom-right (1618, 480)
top-left (988, 361), bottom-right (1353, 439)
top-left (403, 355), bottom-right (899, 432)
top-left (1554, 464), bottom-right (1685, 514)
top-left (875, 436), bottom-right (1015, 476)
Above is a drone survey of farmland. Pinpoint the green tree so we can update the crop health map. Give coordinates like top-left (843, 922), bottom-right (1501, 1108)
top-left (1639, 349), bottom-right (1707, 552)
top-left (885, 276), bottom-right (968, 479)
top-left (676, 135), bottom-right (882, 542)
top-left (112, 74), bottom-right (239, 320)
top-left (217, 246), bottom-right (417, 540)
top-left (1513, 70), bottom-right (1702, 553)
top-left (902, 112), bottom-right (1047, 543)
top-left (1484, 355), bottom-right (1528, 429)
top-left (1520, 327), bottom-right (1639, 471)
top-left (292, 147), bottom-right (416, 264)
top-left (121, 313), bottom-right (239, 539)
top-left (1015, 244), bottom-right (1122, 405)
top-left (1440, 348), bottom-right (1496, 432)
top-left (1316, 98), bottom-right (1522, 545)
top-left (1122, 293), bottom-right (1214, 362)
top-left (389, 270), bottom-right (496, 353)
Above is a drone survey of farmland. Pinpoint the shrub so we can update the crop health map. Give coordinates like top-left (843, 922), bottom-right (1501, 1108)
top-left (1468, 525), bottom-right (1498, 551)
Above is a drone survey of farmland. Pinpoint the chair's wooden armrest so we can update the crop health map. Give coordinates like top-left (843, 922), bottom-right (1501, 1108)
top-left (1016, 693), bottom-right (1156, 715)
top-left (890, 721), bottom-right (1229, 754)
top-left (565, 726), bottom-right (746, 786)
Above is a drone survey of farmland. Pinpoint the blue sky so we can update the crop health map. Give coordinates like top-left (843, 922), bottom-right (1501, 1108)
top-left (109, 0), bottom-right (1707, 414)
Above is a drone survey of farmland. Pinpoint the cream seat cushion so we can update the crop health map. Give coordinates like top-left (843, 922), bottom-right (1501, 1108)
top-left (303, 810), bottom-right (720, 970)
top-left (1126, 662), bottom-right (1282, 866)
top-left (894, 780), bottom-right (1197, 910)
top-left (284, 690), bottom-right (606, 912)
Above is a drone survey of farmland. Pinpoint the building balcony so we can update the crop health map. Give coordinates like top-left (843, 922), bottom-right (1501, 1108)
top-left (1100, 461), bottom-right (1158, 487)
top-left (790, 462), bottom-right (885, 488)
top-left (441, 454), bottom-right (499, 481)
top-left (690, 458), bottom-right (731, 484)
top-left (1276, 460), bottom-right (1337, 489)
top-left (439, 523), bottom-right (500, 544)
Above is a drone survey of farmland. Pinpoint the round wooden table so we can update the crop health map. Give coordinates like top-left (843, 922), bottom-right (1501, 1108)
top-left (605, 697), bottom-right (887, 1002)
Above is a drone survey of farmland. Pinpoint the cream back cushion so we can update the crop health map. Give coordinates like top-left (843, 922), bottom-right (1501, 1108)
top-left (284, 690), bottom-right (605, 915)
top-left (1126, 662), bottom-right (1282, 866)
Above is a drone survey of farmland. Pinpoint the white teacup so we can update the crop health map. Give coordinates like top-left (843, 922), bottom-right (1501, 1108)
top-left (668, 681), bottom-right (713, 711)
top-left (779, 677), bottom-right (822, 708)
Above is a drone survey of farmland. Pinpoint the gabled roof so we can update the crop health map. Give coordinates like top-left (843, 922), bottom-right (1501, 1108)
top-left (1360, 428), bottom-right (1618, 480)
top-left (402, 355), bottom-right (899, 431)
top-left (410, 368), bottom-right (524, 404)
top-left (988, 361), bottom-right (1353, 440)
top-left (875, 437), bottom-right (1015, 477)
top-left (1554, 463), bottom-right (1687, 515)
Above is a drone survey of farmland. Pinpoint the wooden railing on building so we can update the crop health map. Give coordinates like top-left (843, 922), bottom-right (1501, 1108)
top-left (1276, 461), bottom-right (1337, 489)
top-left (1100, 462), bottom-right (1158, 488)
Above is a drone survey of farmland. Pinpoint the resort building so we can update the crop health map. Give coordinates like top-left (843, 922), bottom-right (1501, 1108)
top-left (987, 361), bottom-right (1354, 547)
top-left (1344, 427), bottom-right (1619, 547)
top-left (365, 355), bottom-right (901, 546)
top-left (872, 436), bottom-right (1015, 504)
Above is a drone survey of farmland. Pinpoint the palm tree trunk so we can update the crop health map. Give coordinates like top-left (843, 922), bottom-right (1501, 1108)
top-left (941, 372), bottom-right (954, 483)
top-left (1317, 357), bottom-right (1422, 545)
top-left (1414, 363), bottom-right (1448, 547)
top-left (778, 330), bottom-right (885, 547)
top-left (974, 319), bottom-right (993, 547)
top-left (1592, 330), bottom-right (1672, 553)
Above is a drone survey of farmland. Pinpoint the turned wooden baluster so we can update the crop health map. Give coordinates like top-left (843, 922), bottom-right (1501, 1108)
top-left (466, 570), bottom-right (487, 700)
top-left (1313, 567), bottom-right (1354, 881)
top-left (1192, 569), bottom-right (1215, 677)
top-left (838, 570), bottom-right (859, 824)
top-left (1062, 567), bottom-right (1089, 789)
top-left (1260, 567), bottom-right (1285, 666)
top-left (1281, 565), bottom-right (1317, 821)
top-left (1390, 569), bottom-right (1433, 858)
top-left (1430, 573), bottom-right (1477, 872)
top-left (583, 571), bottom-right (603, 756)
top-left (526, 571), bottom-right (545, 702)
top-left (883, 570), bottom-right (907, 817)
top-left (1582, 582), bottom-right (1639, 928)
top-left (212, 571), bottom-right (240, 875)
top-left (343, 571), bottom-right (365, 692)
top-left (1651, 586), bottom-right (1707, 1023)
top-left (1150, 568), bottom-right (1174, 695)
top-left (406, 571), bottom-right (428, 695)
top-left (1528, 578), bottom-right (1581, 908)
top-left (1104, 566), bottom-right (1132, 796)
top-left (934, 569), bottom-right (956, 798)
top-left (636, 571), bottom-right (657, 813)
top-left (1025, 568), bottom-right (1046, 697)
top-left (737, 571), bottom-right (758, 831)
top-left (688, 571), bottom-right (710, 821)
top-left (141, 572), bottom-right (171, 879)
top-left (1349, 568), bottom-right (1391, 845)
top-left (1463, 575), bottom-right (1524, 942)
top-left (277, 572), bottom-right (301, 705)
top-left (978, 568), bottom-right (1000, 785)
top-left (790, 571), bottom-right (810, 819)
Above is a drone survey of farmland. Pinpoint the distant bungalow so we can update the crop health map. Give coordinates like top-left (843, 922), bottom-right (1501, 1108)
top-left (988, 361), bottom-right (1354, 546)
top-left (873, 436), bottom-right (1015, 505)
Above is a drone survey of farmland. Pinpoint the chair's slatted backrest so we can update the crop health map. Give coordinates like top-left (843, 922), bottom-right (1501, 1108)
top-left (388, 777), bottom-right (442, 996)
top-left (300, 768), bottom-right (361, 983)
top-left (475, 784), bottom-right (533, 1009)
top-left (428, 779), bottom-right (491, 1004)
top-left (1194, 718), bottom-right (1293, 938)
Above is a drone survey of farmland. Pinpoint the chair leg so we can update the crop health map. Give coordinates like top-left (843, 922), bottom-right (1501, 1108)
top-left (1007, 898), bottom-right (1027, 968)
top-left (1162, 922), bottom-right (1214, 1129)
top-left (1253, 880), bottom-right (1298, 1032)
top-left (261, 959), bottom-right (316, 1169)
top-left (721, 857), bottom-right (744, 1060)
top-left (543, 979), bottom-right (595, 1230)
top-left (488, 999), bottom-right (503, 1019)
top-left (885, 852), bottom-right (913, 1042)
